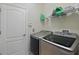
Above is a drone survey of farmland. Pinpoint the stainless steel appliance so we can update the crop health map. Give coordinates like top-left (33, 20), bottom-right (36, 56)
top-left (30, 31), bottom-right (79, 55)
top-left (40, 32), bottom-right (79, 55)
top-left (30, 31), bottom-right (51, 55)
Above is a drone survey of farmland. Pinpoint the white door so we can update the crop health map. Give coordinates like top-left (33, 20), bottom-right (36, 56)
top-left (5, 5), bottom-right (26, 38)
top-left (2, 4), bottom-right (28, 55)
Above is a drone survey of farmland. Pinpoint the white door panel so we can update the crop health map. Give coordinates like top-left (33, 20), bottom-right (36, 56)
top-left (6, 36), bottom-right (24, 42)
top-left (5, 5), bottom-right (26, 38)
top-left (7, 39), bottom-right (25, 54)
top-left (1, 5), bottom-right (28, 55)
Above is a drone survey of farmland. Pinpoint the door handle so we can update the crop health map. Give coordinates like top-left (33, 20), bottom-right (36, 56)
top-left (0, 8), bottom-right (1, 12)
top-left (0, 31), bottom-right (1, 35)
top-left (23, 34), bottom-right (26, 36)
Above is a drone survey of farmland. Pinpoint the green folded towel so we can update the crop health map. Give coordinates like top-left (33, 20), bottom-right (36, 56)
top-left (54, 7), bottom-right (64, 16)
top-left (40, 14), bottom-right (45, 23)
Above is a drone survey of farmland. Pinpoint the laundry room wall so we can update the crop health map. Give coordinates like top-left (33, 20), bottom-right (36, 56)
top-left (26, 3), bottom-right (44, 33)
top-left (42, 3), bottom-right (79, 35)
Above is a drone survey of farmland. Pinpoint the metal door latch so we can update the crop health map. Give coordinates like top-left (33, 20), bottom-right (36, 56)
top-left (23, 34), bottom-right (26, 36)
top-left (0, 31), bottom-right (1, 35)
top-left (0, 8), bottom-right (1, 12)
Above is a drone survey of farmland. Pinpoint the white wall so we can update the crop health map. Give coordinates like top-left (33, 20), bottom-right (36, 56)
top-left (27, 3), bottom-right (44, 33)
top-left (42, 3), bottom-right (79, 35)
